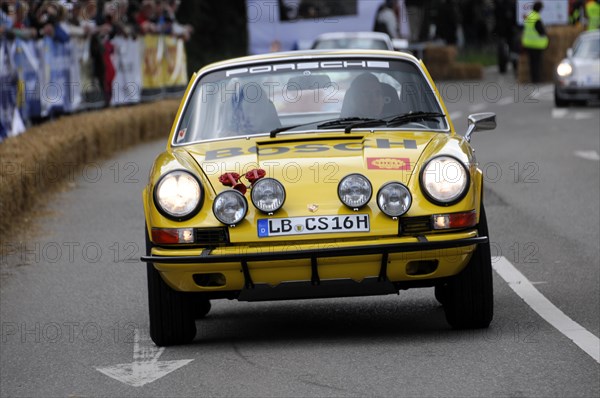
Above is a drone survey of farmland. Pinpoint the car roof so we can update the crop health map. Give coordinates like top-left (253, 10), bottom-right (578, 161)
top-left (578, 30), bottom-right (600, 40)
top-left (314, 31), bottom-right (392, 41)
top-left (197, 49), bottom-right (419, 73)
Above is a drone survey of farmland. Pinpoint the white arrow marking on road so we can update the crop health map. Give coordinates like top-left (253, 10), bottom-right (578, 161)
top-left (574, 150), bottom-right (600, 161)
top-left (96, 329), bottom-right (193, 387)
top-left (493, 257), bottom-right (600, 364)
top-left (552, 108), bottom-right (569, 118)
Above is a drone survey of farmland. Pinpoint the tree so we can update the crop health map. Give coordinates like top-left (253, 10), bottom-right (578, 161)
top-left (176, 0), bottom-right (248, 74)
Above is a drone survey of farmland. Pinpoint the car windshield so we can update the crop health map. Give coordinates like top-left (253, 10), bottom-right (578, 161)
top-left (313, 38), bottom-right (390, 50)
top-left (573, 36), bottom-right (600, 59)
top-left (175, 57), bottom-right (446, 145)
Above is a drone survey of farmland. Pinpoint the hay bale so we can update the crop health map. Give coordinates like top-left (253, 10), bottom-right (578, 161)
top-left (448, 63), bottom-right (483, 80)
top-left (424, 63), bottom-right (452, 81)
top-left (424, 45), bottom-right (458, 64)
top-left (0, 100), bottom-right (179, 236)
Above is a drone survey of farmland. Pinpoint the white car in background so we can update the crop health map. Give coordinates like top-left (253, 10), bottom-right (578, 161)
top-left (554, 30), bottom-right (600, 107)
top-left (311, 31), bottom-right (395, 51)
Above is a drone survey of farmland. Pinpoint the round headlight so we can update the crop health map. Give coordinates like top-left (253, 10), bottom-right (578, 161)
top-left (213, 190), bottom-right (248, 226)
top-left (154, 170), bottom-right (202, 220)
top-left (556, 62), bottom-right (573, 77)
top-left (420, 156), bottom-right (469, 205)
top-left (338, 174), bottom-right (372, 209)
top-left (377, 182), bottom-right (412, 217)
top-left (251, 178), bottom-right (286, 213)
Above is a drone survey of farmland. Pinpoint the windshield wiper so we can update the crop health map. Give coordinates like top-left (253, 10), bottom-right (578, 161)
top-left (385, 112), bottom-right (445, 127)
top-left (270, 124), bottom-right (306, 138)
top-left (316, 117), bottom-right (387, 134)
top-left (269, 117), bottom-right (362, 137)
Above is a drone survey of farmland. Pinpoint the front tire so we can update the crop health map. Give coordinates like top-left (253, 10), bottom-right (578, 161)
top-left (146, 227), bottom-right (196, 346)
top-left (554, 89), bottom-right (569, 108)
top-left (443, 206), bottom-right (494, 329)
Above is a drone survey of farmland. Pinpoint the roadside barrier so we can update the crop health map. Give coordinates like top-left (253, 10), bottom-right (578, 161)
top-left (0, 34), bottom-right (188, 141)
top-left (0, 99), bottom-right (180, 236)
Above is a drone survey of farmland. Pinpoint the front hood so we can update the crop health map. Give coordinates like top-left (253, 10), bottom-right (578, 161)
top-left (185, 131), bottom-right (437, 194)
top-left (150, 130), bottom-right (479, 242)
top-left (572, 58), bottom-right (600, 86)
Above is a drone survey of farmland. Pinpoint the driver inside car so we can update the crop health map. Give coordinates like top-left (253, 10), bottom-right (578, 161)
top-left (341, 72), bottom-right (402, 119)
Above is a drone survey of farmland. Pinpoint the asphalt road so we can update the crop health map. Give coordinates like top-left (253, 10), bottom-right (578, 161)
top-left (1, 69), bottom-right (599, 397)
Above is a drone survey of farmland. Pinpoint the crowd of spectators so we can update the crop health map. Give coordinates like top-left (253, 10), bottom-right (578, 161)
top-left (0, 0), bottom-right (193, 43)
top-left (1, 0), bottom-right (192, 111)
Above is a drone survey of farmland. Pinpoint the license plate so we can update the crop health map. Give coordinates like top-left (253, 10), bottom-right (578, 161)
top-left (258, 214), bottom-right (370, 237)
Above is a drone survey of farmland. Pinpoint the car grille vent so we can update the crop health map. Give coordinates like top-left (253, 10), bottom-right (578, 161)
top-left (400, 216), bottom-right (432, 235)
top-left (195, 228), bottom-right (229, 246)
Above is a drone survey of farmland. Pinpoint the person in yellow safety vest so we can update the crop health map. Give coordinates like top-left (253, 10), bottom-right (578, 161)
top-left (570, 1), bottom-right (584, 25)
top-left (521, 1), bottom-right (549, 83)
top-left (585, 0), bottom-right (600, 30)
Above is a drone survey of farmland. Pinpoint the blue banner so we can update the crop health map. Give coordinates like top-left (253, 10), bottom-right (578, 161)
top-left (12, 39), bottom-right (42, 120)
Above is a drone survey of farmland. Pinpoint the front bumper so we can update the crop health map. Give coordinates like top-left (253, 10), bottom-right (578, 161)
top-left (555, 84), bottom-right (600, 101)
top-left (141, 231), bottom-right (487, 298)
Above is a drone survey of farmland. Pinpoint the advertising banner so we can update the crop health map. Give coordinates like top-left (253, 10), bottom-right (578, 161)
top-left (516, 0), bottom-right (569, 25)
top-left (163, 36), bottom-right (188, 90)
top-left (12, 39), bottom-right (42, 120)
top-left (111, 37), bottom-right (142, 106)
top-left (142, 35), bottom-right (165, 92)
top-left (38, 37), bottom-right (74, 117)
top-left (0, 40), bottom-right (25, 141)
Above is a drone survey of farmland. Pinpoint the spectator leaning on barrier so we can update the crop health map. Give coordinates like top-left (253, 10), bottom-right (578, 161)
top-left (1, 1), bottom-right (13, 37)
top-left (32, 1), bottom-right (70, 42)
top-left (166, 0), bottom-right (192, 40)
top-left (521, 1), bottom-right (548, 83)
top-left (136, 0), bottom-right (158, 34)
top-left (586, 0), bottom-right (600, 30)
top-left (1, 1), bottom-right (36, 40)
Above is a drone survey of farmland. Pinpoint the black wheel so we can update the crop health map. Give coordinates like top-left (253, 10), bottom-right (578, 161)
top-left (554, 89), bottom-right (569, 108)
top-left (193, 298), bottom-right (211, 319)
top-left (434, 284), bottom-right (449, 305)
top-left (146, 227), bottom-right (196, 346)
top-left (443, 206), bottom-right (494, 329)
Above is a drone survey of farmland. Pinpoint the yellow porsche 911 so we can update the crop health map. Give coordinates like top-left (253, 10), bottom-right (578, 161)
top-left (141, 50), bottom-right (497, 346)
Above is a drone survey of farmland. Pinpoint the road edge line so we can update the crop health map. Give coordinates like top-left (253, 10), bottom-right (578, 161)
top-left (492, 256), bottom-right (600, 364)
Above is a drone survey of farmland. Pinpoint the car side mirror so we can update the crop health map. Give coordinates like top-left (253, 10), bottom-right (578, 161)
top-left (464, 112), bottom-right (496, 142)
top-left (567, 48), bottom-right (573, 58)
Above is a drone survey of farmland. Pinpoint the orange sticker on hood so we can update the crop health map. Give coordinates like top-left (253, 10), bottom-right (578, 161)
top-left (367, 157), bottom-right (411, 171)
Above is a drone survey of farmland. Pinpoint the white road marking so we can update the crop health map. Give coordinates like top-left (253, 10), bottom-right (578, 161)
top-left (497, 97), bottom-right (515, 106)
top-left (574, 150), bottom-right (600, 161)
top-left (552, 108), bottom-right (569, 118)
top-left (574, 111), bottom-right (594, 120)
top-left (469, 104), bottom-right (486, 113)
top-left (531, 84), bottom-right (554, 100)
top-left (493, 257), bottom-right (600, 364)
top-left (552, 109), bottom-right (596, 120)
top-left (96, 329), bottom-right (193, 387)
top-left (449, 111), bottom-right (463, 120)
